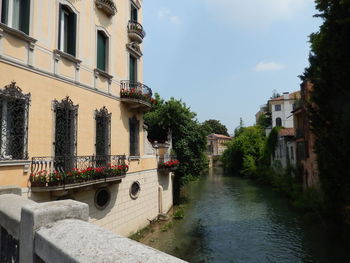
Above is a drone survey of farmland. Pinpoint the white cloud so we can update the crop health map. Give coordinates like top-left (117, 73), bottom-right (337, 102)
top-left (203, 0), bottom-right (311, 30)
top-left (253, 61), bottom-right (286, 72)
top-left (157, 8), bottom-right (181, 25)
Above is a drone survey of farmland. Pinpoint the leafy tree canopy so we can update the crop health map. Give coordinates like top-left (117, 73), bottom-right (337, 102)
top-left (302, 0), bottom-right (350, 214)
top-left (144, 94), bottom-right (208, 203)
top-left (201, 119), bottom-right (229, 136)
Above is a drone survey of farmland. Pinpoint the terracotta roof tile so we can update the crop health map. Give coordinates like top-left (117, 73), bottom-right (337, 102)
top-left (279, 128), bottom-right (295, 137)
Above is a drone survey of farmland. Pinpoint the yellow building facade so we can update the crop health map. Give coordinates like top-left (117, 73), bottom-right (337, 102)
top-left (0, 0), bottom-right (173, 236)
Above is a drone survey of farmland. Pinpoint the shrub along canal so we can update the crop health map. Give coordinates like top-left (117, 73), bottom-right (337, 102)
top-left (140, 167), bottom-right (348, 263)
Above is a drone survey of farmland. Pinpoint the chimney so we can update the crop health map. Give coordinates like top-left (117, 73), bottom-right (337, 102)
top-left (283, 92), bottom-right (289, 100)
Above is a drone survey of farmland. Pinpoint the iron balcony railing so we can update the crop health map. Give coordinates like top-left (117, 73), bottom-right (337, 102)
top-left (127, 20), bottom-right (146, 40)
top-left (30, 155), bottom-right (127, 190)
top-left (120, 80), bottom-right (153, 106)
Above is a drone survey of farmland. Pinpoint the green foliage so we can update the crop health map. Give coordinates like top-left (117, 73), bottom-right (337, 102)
top-left (173, 207), bottom-right (185, 220)
top-left (302, 0), bottom-right (350, 214)
top-left (222, 126), bottom-right (265, 177)
top-left (256, 113), bottom-right (272, 129)
top-left (144, 95), bottom-right (208, 203)
top-left (201, 119), bottom-right (229, 136)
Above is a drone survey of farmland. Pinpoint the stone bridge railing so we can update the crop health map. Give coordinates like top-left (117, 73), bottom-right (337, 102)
top-left (0, 186), bottom-right (186, 263)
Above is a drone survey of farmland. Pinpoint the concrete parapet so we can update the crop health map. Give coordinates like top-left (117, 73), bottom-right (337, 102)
top-left (20, 200), bottom-right (89, 263)
top-left (35, 218), bottom-right (186, 263)
top-left (0, 194), bottom-right (35, 239)
top-left (0, 185), bottom-right (22, 196)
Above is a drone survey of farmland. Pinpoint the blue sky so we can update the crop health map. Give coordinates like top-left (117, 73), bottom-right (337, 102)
top-left (142, 0), bottom-right (321, 133)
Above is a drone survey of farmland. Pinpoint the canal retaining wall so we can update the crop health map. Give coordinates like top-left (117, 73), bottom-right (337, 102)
top-left (0, 185), bottom-right (186, 263)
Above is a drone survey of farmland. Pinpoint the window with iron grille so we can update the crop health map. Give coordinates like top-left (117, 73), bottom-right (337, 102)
top-left (129, 116), bottom-right (139, 156)
top-left (0, 82), bottom-right (30, 160)
top-left (95, 106), bottom-right (111, 158)
top-left (53, 97), bottom-right (78, 171)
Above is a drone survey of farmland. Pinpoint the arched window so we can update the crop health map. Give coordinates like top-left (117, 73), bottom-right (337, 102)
top-left (58, 4), bottom-right (77, 56)
top-left (0, 82), bottom-right (30, 160)
top-left (97, 30), bottom-right (109, 72)
top-left (276, 117), bottom-right (282, 127)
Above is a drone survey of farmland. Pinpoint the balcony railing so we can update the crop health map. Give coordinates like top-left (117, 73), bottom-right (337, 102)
top-left (158, 155), bottom-right (179, 173)
top-left (120, 80), bottom-right (154, 111)
top-left (95, 0), bottom-right (117, 16)
top-left (30, 155), bottom-right (127, 192)
top-left (128, 20), bottom-right (146, 43)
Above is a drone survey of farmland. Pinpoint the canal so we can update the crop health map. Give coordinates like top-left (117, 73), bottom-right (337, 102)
top-left (141, 167), bottom-right (349, 262)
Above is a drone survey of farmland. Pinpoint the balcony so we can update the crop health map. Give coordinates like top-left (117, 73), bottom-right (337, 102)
top-left (120, 81), bottom-right (154, 111)
top-left (128, 21), bottom-right (146, 44)
top-left (95, 0), bottom-right (117, 16)
top-left (158, 156), bottom-right (179, 174)
top-left (30, 155), bottom-right (127, 192)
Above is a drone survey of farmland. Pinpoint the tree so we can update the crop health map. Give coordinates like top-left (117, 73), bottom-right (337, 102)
top-left (222, 126), bottom-right (265, 177)
top-left (144, 95), bottom-right (208, 204)
top-left (201, 119), bottom-right (229, 136)
top-left (302, 0), bottom-right (350, 217)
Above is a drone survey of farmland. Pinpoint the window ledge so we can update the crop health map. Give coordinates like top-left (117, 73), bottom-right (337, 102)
top-left (0, 23), bottom-right (37, 46)
top-left (128, 156), bottom-right (141, 161)
top-left (94, 68), bottom-right (113, 81)
top-left (0, 160), bottom-right (31, 173)
top-left (53, 49), bottom-right (82, 65)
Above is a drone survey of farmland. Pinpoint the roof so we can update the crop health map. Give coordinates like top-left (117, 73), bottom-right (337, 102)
top-left (207, 133), bottom-right (232, 140)
top-left (269, 91), bottom-right (300, 102)
top-left (279, 128), bottom-right (295, 137)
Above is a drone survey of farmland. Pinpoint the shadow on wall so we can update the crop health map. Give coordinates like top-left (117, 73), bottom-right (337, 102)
top-left (88, 184), bottom-right (119, 220)
top-left (158, 173), bottom-right (170, 191)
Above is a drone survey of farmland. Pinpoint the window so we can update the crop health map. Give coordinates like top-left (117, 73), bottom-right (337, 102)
top-left (95, 188), bottom-right (111, 210)
top-left (130, 181), bottom-right (140, 199)
top-left (97, 30), bottom-right (108, 71)
top-left (129, 116), bottom-right (139, 156)
top-left (0, 82), bottom-right (30, 160)
top-left (290, 146), bottom-right (294, 160)
top-left (58, 4), bottom-right (76, 56)
top-left (275, 104), bottom-right (281, 111)
top-left (53, 97), bottom-right (78, 171)
top-left (276, 117), bottom-right (282, 127)
top-left (130, 3), bottom-right (138, 22)
top-left (129, 55), bottom-right (137, 82)
top-left (1, 0), bottom-right (30, 34)
top-left (95, 106), bottom-right (111, 157)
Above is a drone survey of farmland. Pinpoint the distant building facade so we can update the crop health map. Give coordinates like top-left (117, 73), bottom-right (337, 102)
top-left (207, 134), bottom-right (232, 156)
top-left (272, 128), bottom-right (296, 168)
top-left (293, 81), bottom-right (319, 188)
top-left (268, 91), bottom-right (300, 128)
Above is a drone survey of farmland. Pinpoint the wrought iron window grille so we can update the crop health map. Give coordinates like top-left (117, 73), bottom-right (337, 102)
top-left (53, 97), bottom-right (78, 170)
top-left (95, 106), bottom-right (111, 162)
top-left (0, 82), bottom-right (30, 160)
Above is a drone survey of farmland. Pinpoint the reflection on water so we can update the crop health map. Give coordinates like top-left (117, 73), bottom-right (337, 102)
top-left (141, 167), bottom-right (348, 263)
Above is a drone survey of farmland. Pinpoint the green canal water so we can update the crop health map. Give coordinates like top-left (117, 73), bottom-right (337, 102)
top-left (141, 167), bottom-right (349, 263)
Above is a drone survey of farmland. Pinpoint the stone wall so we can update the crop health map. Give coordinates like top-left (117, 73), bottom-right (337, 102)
top-left (0, 186), bottom-right (186, 263)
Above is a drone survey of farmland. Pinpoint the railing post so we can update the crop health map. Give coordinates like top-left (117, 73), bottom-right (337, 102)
top-left (19, 200), bottom-right (89, 263)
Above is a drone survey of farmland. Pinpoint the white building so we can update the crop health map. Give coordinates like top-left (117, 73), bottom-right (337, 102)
top-left (268, 92), bottom-right (300, 128)
top-left (272, 128), bottom-right (297, 168)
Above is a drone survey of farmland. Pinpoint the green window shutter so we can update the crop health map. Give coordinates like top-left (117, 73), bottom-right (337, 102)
top-left (67, 11), bottom-right (76, 56)
top-left (131, 6), bottom-right (138, 21)
top-left (97, 31), bottom-right (106, 71)
top-left (1, 0), bottom-right (9, 24)
top-left (129, 56), bottom-right (137, 82)
top-left (19, 0), bottom-right (30, 34)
